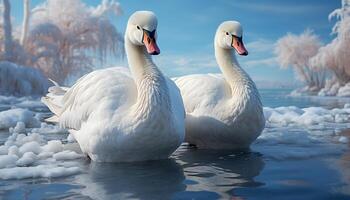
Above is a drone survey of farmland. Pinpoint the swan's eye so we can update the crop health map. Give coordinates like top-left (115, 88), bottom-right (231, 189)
top-left (225, 32), bottom-right (229, 35)
top-left (137, 26), bottom-right (141, 30)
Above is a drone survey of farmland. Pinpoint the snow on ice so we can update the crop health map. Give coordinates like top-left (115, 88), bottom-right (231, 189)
top-left (256, 104), bottom-right (350, 160)
top-left (0, 108), bottom-right (40, 129)
top-left (0, 96), bottom-right (349, 179)
top-left (0, 122), bottom-right (83, 179)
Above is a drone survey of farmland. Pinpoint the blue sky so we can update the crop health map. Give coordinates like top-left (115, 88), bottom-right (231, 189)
top-left (11, 0), bottom-right (340, 83)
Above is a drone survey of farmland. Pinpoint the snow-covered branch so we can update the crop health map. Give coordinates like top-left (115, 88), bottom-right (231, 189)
top-left (275, 30), bottom-right (324, 92)
top-left (275, 0), bottom-right (350, 97)
top-left (25, 0), bottom-right (123, 84)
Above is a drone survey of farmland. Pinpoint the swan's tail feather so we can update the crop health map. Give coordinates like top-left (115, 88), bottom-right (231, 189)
top-left (41, 79), bottom-right (67, 123)
top-left (45, 115), bottom-right (60, 123)
top-left (48, 79), bottom-right (68, 95)
top-left (41, 96), bottom-right (61, 115)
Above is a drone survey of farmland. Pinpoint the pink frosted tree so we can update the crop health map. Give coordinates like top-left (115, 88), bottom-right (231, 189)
top-left (275, 30), bottom-right (325, 92)
top-left (0, 0), bottom-right (48, 96)
top-left (310, 0), bottom-right (350, 85)
top-left (275, 0), bottom-right (350, 96)
top-left (25, 0), bottom-right (123, 84)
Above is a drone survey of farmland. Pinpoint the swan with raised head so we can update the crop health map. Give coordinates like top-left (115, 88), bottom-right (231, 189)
top-left (42, 11), bottom-right (185, 162)
top-left (175, 21), bottom-right (265, 149)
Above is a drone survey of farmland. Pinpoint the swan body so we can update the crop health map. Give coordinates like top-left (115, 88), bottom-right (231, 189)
top-left (175, 21), bottom-right (265, 149)
top-left (42, 11), bottom-right (185, 162)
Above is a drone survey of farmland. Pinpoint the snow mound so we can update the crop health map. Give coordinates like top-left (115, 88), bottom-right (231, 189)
top-left (0, 96), bottom-right (46, 108)
top-left (290, 82), bottom-right (350, 97)
top-left (256, 104), bottom-right (350, 160)
top-left (0, 61), bottom-right (48, 96)
top-left (0, 165), bottom-right (80, 180)
top-left (0, 108), bottom-right (40, 129)
top-left (0, 122), bottom-right (84, 180)
top-left (263, 104), bottom-right (350, 126)
top-left (53, 150), bottom-right (83, 160)
top-left (31, 123), bottom-right (67, 134)
top-left (337, 83), bottom-right (350, 97)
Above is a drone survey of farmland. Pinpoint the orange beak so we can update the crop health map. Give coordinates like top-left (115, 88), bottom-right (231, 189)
top-left (143, 29), bottom-right (160, 55)
top-left (231, 36), bottom-right (248, 56)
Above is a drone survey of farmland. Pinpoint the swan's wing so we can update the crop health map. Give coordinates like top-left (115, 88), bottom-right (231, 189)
top-left (41, 79), bottom-right (71, 123)
top-left (59, 67), bottom-right (136, 130)
top-left (174, 74), bottom-right (229, 114)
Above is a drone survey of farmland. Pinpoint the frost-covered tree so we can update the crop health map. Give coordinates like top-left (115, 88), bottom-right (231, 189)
top-left (0, 61), bottom-right (48, 96)
top-left (310, 0), bottom-right (350, 85)
top-left (0, 0), bottom-right (123, 95)
top-left (2, 0), bottom-right (13, 61)
top-left (0, 0), bottom-right (28, 65)
top-left (25, 0), bottom-right (123, 84)
top-left (20, 0), bottom-right (30, 46)
top-left (275, 30), bottom-right (325, 91)
top-left (275, 0), bottom-right (350, 96)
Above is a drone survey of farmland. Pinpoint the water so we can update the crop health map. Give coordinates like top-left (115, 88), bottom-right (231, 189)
top-left (260, 89), bottom-right (350, 108)
top-left (0, 89), bottom-right (350, 200)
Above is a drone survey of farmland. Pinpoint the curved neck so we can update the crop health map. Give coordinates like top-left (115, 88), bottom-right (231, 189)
top-left (125, 39), bottom-right (160, 84)
top-left (214, 44), bottom-right (250, 89)
top-left (125, 37), bottom-right (170, 119)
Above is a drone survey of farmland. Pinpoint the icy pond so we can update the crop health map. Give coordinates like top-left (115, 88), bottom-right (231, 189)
top-left (0, 89), bottom-right (350, 200)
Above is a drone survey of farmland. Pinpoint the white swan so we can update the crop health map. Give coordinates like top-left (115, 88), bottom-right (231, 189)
top-left (175, 21), bottom-right (265, 149)
top-left (42, 11), bottom-right (185, 162)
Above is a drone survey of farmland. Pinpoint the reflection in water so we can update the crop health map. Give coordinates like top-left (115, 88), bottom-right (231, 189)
top-left (70, 145), bottom-right (265, 200)
top-left (72, 159), bottom-right (185, 200)
top-left (173, 145), bottom-right (265, 199)
top-left (334, 129), bottom-right (350, 195)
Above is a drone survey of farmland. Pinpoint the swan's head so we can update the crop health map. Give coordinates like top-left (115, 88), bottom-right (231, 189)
top-left (126, 11), bottom-right (160, 55)
top-left (215, 21), bottom-right (248, 56)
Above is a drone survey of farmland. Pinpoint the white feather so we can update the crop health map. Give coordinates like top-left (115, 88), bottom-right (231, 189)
top-left (174, 21), bottom-right (265, 149)
top-left (42, 11), bottom-right (185, 162)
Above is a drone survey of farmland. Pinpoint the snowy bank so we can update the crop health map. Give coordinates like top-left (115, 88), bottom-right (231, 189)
top-left (0, 61), bottom-right (48, 96)
top-left (256, 104), bottom-right (350, 160)
top-left (264, 105), bottom-right (350, 127)
top-left (0, 95), bottom-right (349, 179)
top-left (0, 108), bottom-right (40, 129)
top-left (0, 95), bottom-right (46, 110)
top-left (290, 83), bottom-right (350, 97)
top-left (0, 95), bottom-right (50, 130)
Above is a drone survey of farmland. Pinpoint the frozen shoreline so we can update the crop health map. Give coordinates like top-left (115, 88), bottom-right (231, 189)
top-left (0, 95), bottom-right (349, 180)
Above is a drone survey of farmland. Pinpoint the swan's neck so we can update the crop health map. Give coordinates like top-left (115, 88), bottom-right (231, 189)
top-left (214, 43), bottom-right (263, 116)
top-left (125, 39), bottom-right (160, 84)
top-left (214, 45), bottom-right (250, 89)
top-left (125, 39), bottom-right (170, 118)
